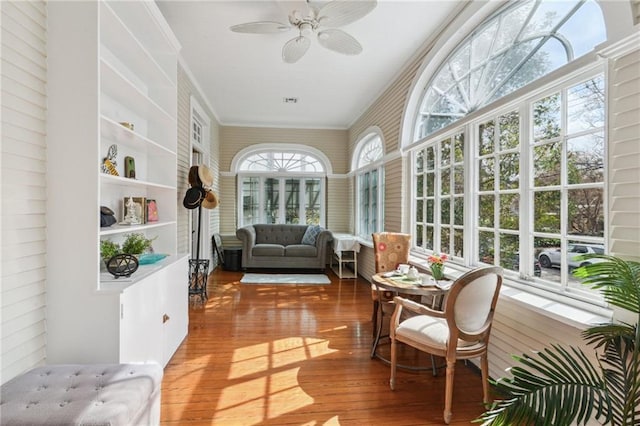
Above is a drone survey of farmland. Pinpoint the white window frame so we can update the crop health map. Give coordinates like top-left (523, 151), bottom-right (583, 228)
top-left (232, 144), bottom-right (331, 228)
top-left (353, 130), bottom-right (384, 240)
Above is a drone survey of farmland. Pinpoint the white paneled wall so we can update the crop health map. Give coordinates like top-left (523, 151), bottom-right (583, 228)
top-left (608, 48), bottom-right (640, 258)
top-left (1, 0), bottom-right (47, 384)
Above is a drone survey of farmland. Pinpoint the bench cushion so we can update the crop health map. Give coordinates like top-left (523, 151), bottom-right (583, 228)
top-left (0, 363), bottom-right (162, 426)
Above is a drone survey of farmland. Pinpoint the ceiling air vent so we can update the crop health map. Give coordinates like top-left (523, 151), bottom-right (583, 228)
top-left (283, 97), bottom-right (298, 104)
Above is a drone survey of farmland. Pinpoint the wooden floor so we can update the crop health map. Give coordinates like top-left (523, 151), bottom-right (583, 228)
top-left (161, 269), bottom-right (488, 425)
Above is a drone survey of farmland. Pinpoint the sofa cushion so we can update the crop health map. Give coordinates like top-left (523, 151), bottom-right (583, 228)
top-left (285, 244), bottom-right (318, 257)
top-left (254, 224), bottom-right (307, 246)
top-left (253, 244), bottom-right (285, 257)
top-left (301, 225), bottom-right (323, 245)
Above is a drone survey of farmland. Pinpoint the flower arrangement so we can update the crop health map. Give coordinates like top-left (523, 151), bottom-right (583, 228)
top-left (427, 253), bottom-right (448, 280)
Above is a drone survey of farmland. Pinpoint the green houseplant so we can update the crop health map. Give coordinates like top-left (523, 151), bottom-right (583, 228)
top-left (100, 239), bottom-right (121, 262)
top-left (121, 233), bottom-right (155, 255)
top-left (477, 254), bottom-right (640, 425)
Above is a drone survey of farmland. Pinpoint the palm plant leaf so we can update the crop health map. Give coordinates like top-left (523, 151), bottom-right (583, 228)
top-left (572, 255), bottom-right (640, 314)
top-left (477, 344), bottom-right (610, 425)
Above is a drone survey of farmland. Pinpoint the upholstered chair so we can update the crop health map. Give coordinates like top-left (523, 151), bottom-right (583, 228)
top-left (389, 266), bottom-right (503, 424)
top-left (371, 232), bottom-right (411, 350)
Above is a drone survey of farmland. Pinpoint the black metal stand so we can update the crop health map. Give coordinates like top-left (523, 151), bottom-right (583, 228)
top-left (188, 204), bottom-right (209, 301)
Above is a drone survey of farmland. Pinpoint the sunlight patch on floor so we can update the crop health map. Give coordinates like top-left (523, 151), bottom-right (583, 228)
top-left (228, 337), bottom-right (338, 379)
top-left (215, 367), bottom-right (315, 424)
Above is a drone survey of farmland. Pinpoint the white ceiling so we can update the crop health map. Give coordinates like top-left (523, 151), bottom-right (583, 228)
top-left (156, 1), bottom-right (462, 129)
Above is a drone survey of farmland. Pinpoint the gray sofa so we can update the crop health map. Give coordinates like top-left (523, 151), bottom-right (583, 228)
top-left (236, 224), bottom-right (333, 270)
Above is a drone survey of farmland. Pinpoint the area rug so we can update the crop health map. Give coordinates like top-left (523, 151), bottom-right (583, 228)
top-left (240, 273), bottom-right (331, 285)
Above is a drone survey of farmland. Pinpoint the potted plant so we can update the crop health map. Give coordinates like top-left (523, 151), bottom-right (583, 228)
top-left (121, 233), bottom-right (155, 256)
top-left (477, 254), bottom-right (640, 425)
top-left (100, 239), bottom-right (121, 262)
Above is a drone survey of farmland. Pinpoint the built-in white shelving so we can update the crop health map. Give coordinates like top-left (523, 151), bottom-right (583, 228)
top-left (46, 0), bottom-right (185, 368)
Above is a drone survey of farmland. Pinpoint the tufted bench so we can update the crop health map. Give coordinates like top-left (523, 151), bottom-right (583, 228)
top-left (0, 363), bottom-right (162, 426)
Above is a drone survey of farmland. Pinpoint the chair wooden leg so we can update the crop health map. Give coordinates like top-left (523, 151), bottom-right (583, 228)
top-left (443, 359), bottom-right (455, 424)
top-left (481, 354), bottom-right (490, 404)
top-left (389, 337), bottom-right (397, 390)
top-left (371, 299), bottom-right (379, 337)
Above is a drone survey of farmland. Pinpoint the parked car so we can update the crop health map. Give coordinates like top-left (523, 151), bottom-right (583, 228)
top-left (512, 253), bottom-right (542, 277)
top-left (538, 244), bottom-right (605, 270)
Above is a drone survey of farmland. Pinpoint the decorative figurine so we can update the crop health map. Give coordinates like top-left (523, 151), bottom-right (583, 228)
top-left (102, 144), bottom-right (119, 175)
top-left (121, 196), bottom-right (142, 225)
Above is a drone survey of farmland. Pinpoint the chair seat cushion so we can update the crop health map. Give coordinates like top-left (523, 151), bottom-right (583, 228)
top-left (397, 316), bottom-right (479, 349)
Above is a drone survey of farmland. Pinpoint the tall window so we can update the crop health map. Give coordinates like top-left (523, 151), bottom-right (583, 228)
top-left (237, 150), bottom-right (326, 227)
top-left (353, 132), bottom-right (384, 240)
top-left (409, 0), bottom-right (607, 304)
top-left (414, 132), bottom-right (465, 259)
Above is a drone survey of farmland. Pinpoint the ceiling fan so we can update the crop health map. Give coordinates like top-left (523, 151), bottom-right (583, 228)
top-left (230, 0), bottom-right (377, 63)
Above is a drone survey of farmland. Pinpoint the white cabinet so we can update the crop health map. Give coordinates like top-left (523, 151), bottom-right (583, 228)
top-left (46, 1), bottom-right (185, 366)
top-left (120, 256), bottom-right (188, 366)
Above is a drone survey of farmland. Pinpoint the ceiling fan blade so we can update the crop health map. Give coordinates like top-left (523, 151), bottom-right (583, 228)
top-left (282, 35), bottom-right (311, 63)
top-left (317, 0), bottom-right (377, 28)
top-left (230, 21), bottom-right (291, 34)
top-left (317, 29), bottom-right (362, 55)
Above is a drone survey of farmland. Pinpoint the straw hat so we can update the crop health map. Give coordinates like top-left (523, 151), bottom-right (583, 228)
top-left (201, 189), bottom-right (219, 209)
top-left (198, 164), bottom-right (214, 188)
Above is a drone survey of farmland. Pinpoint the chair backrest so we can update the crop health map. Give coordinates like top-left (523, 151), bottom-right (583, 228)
top-left (444, 266), bottom-right (503, 344)
top-left (372, 232), bottom-right (411, 273)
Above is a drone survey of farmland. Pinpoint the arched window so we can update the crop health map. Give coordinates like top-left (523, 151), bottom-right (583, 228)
top-left (409, 0), bottom-right (609, 304)
top-left (352, 131), bottom-right (384, 240)
top-left (415, 0), bottom-right (606, 140)
top-left (235, 146), bottom-right (329, 227)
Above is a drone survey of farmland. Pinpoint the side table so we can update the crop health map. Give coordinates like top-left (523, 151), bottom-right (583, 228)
top-left (331, 233), bottom-right (360, 279)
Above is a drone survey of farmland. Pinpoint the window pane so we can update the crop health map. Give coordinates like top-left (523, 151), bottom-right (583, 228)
top-left (535, 237), bottom-right (561, 283)
top-left (425, 226), bottom-right (434, 250)
top-left (426, 199), bottom-right (434, 223)
top-left (454, 133), bottom-right (464, 162)
top-left (286, 179), bottom-right (300, 224)
top-left (416, 174), bottom-right (424, 197)
top-left (500, 153), bottom-right (519, 190)
top-left (242, 177), bottom-right (259, 225)
top-left (416, 199), bottom-right (424, 223)
top-left (478, 231), bottom-right (494, 264)
top-left (441, 199), bottom-right (450, 224)
top-left (500, 194), bottom-right (519, 230)
top-left (454, 229), bottom-right (464, 258)
top-left (479, 120), bottom-right (495, 156)
top-left (500, 233), bottom-right (519, 273)
top-left (454, 165), bottom-right (464, 193)
top-left (533, 93), bottom-right (561, 141)
top-left (567, 76), bottom-right (605, 134)
top-left (441, 168), bottom-right (451, 195)
top-left (305, 179), bottom-right (321, 225)
top-left (454, 197), bottom-right (464, 226)
top-left (533, 142), bottom-right (561, 186)
top-left (479, 194), bottom-right (494, 228)
top-left (534, 190), bottom-right (561, 233)
top-left (426, 172), bottom-right (435, 196)
top-left (441, 227), bottom-right (451, 253)
top-left (499, 111), bottom-right (520, 150)
top-left (416, 224), bottom-right (424, 248)
top-left (568, 188), bottom-right (604, 237)
top-left (567, 134), bottom-right (604, 184)
top-left (479, 158), bottom-right (494, 191)
top-left (264, 178), bottom-right (279, 224)
top-left (441, 138), bottom-right (451, 166)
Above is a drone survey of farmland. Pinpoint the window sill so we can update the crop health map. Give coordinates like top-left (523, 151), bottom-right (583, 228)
top-left (407, 255), bottom-right (612, 329)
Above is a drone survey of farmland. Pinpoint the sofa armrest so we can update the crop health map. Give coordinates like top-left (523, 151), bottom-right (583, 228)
top-left (315, 230), bottom-right (333, 248)
top-left (236, 226), bottom-right (256, 252)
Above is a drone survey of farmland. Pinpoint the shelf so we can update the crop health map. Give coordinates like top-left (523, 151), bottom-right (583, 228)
top-left (98, 253), bottom-right (188, 292)
top-left (100, 171), bottom-right (176, 190)
top-left (100, 220), bottom-right (176, 236)
top-left (101, 116), bottom-right (176, 157)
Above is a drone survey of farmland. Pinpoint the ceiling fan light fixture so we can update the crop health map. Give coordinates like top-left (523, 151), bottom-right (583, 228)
top-left (232, 0), bottom-right (377, 63)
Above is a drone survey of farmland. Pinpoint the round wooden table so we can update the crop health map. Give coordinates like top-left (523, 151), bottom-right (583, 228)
top-left (370, 272), bottom-right (450, 371)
